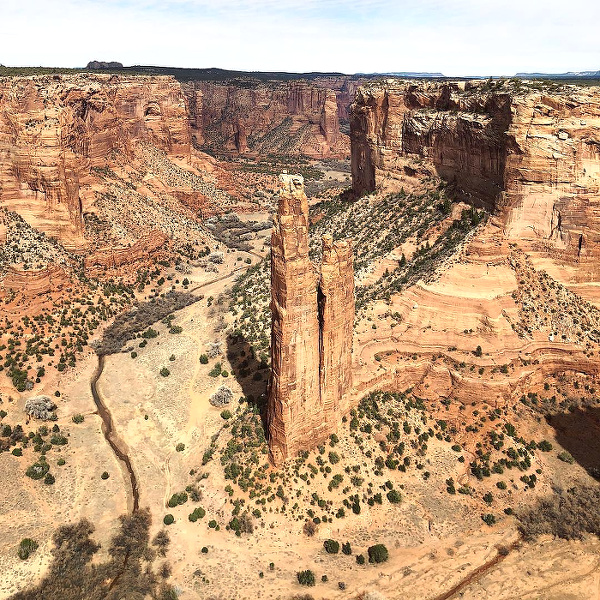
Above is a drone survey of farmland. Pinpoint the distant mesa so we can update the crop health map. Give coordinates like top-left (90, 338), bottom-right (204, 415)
top-left (86, 60), bottom-right (124, 70)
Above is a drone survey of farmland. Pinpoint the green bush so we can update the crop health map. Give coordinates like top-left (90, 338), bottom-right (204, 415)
top-left (130, 351), bottom-right (138, 359)
top-left (342, 542), bottom-right (352, 555)
top-left (169, 326), bottom-right (183, 334)
top-left (101, 471), bottom-right (110, 480)
top-left (199, 354), bottom-right (209, 364)
top-left (188, 507), bottom-right (206, 522)
top-left (209, 363), bottom-right (222, 377)
top-left (368, 544), bottom-right (389, 564)
top-left (176, 443), bottom-right (185, 452)
top-left (482, 513), bottom-right (496, 526)
top-left (537, 440), bottom-right (553, 452)
top-left (26, 460), bottom-right (49, 480)
top-left (160, 367), bottom-right (170, 377)
top-left (387, 489), bottom-right (402, 503)
top-left (18, 538), bottom-right (38, 560)
top-left (44, 473), bottom-right (55, 485)
top-left (297, 570), bottom-right (316, 586)
top-left (220, 410), bottom-right (232, 420)
top-left (356, 554), bottom-right (365, 565)
top-left (323, 539), bottom-right (339, 554)
top-left (12, 448), bottom-right (22, 457)
top-left (557, 451), bottom-right (575, 464)
top-left (167, 492), bottom-right (188, 507)
top-left (72, 414), bottom-right (85, 424)
top-left (163, 514), bottom-right (174, 525)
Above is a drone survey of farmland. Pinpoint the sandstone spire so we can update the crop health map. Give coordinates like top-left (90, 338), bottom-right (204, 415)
top-left (267, 174), bottom-right (354, 465)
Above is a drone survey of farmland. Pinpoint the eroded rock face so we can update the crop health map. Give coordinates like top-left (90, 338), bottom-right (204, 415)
top-left (319, 235), bottom-right (354, 424)
top-left (350, 80), bottom-right (600, 270)
top-left (0, 74), bottom-right (190, 243)
top-left (183, 80), bottom-right (349, 158)
top-left (267, 175), bottom-right (353, 464)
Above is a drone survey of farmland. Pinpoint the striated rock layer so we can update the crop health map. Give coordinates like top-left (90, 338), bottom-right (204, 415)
top-left (268, 175), bottom-right (354, 464)
top-left (0, 74), bottom-right (190, 244)
top-left (319, 235), bottom-right (355, 424)
top-left (350, 80), bottom-right (600, 276)
top-left (183, 80), bottom-right (349, 158)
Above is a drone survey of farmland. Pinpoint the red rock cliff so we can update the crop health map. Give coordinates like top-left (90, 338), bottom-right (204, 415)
top-left (350, 80), bottom-right (600, 269)
top-left (183, 80), bottom-right (349, 158)
top-left (267, 174), bottom-right (354, 464)
top-left (0, 74), bottom-right (190, 243)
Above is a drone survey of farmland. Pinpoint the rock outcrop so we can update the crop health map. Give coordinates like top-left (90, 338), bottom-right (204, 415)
top-left (183, 80), bottom-right (349, 158)
top-left (267, 174), bottom-right (354, 464)
top-left (83, 230), bottom-right (169, 275)
top-left (0, 74), bottom-right (190, 243)
top-left (350, 80), bottom-right (600, 271)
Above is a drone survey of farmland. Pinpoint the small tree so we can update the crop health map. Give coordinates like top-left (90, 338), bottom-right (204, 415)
top-left (297, 570), bottom-right (316, 586)
top-left (18, 538), bottom-right (38, 560)
top-left (368, 544), bottom-right (389, 564)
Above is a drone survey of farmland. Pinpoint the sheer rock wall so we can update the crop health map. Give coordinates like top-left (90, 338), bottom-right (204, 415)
top-left (267, 174), bottom-right (354, 464)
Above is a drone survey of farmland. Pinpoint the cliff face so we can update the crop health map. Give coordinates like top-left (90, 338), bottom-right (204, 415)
top-left (351, 80), bottom-right (600, 268)
top-left (319, 235), bottom-right (354, 422)
top-left (0, 74), bottom-right (190, 243)
top-left (268, 174), bottom-right (354, 464)
top-left (183, 80), bottom-right (349, 158)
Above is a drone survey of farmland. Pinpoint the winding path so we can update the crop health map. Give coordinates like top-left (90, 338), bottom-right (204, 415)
top-left (91, 354), bottom-right (140, 512)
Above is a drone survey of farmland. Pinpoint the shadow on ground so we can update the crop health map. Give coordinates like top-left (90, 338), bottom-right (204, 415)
top-left (546, 407), bottom-right (600, 480)
top-left (226, 333), bottom-right (269, 424)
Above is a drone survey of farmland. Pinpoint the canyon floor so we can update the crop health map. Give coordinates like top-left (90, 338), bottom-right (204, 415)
top-left (1, 149), bottom-right (599, 600)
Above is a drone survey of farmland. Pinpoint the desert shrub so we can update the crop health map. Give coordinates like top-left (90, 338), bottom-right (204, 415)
top-left (72, 414), bottom-right (85, 424)
top-left (387, 489), bottom-right (402, 504)
top-left (188, 507), bottom-right (206, 522)
top-left (297, 570), bottom-right (316, 586)
top-left (482, 513), bottom-right (496, 526)
top-left (163, 514), bottom-right (174, 525)
top-left (356, 554), bottom-right (365, 565)
top-left (323, 539), bottom-right (339, 554)
top-left (368, 544), bottom-right (389, 563)
top-left (18, 538), bottom-right (38, 560)
top-left (517, 486), bottom-right (600, 541)
top-left (199, 354), bottom-right (209, 364)
top-left (169, 326), bottom-right (183, 334)
top-left (160, 367), bottom-right (170, 377)
top-left (176, 443), bottom-right (185, 452)
top-left (44, 473), bottom-right (55, 485)
top-left (537, 440), bottom-right (553, 452)
top-left (557, 451), bottom-right (575, 464)
top-left (220, 410), bottom-right (232, 420)
top-left (101, 471), bottom-right (109, 480)
top-left (26, 460), bottom-right (49, 480)
top-left (209, 362), bottom-right (222, 377)
top-left (342, 542), bottom-right (352, 555)
top-left (303, 520), bottom-right (317, 537)
top-left (167, 492), bottom-right (188, 508)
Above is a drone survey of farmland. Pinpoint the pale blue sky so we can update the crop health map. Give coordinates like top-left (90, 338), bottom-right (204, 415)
top-left (1, 0), bottom-right (597, 76)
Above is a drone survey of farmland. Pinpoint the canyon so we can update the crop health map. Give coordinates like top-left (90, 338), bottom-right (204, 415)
top-left (0, 70), bottom-right (600, 600)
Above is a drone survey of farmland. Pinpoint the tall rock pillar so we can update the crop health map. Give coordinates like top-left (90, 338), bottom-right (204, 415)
top-left (267, 174), bottom-right (321, 465)
top-left (267, 174), bottom-right (355, 465)
top-left (319, 235), bottom-right (354, 422)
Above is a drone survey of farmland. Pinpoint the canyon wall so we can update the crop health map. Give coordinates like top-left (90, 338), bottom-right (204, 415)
top-left (183, 80), bottom-right (350, 158)
top-left (0, 74), bottom-right (190, 243)
top-left (268, 174), bottom-right (354, 464)
top-left (351, 80), bottom-right (600, 269)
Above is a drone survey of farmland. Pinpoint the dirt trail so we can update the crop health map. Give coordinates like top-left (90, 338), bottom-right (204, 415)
top-left (90, 355), bottom-right (140, 513)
